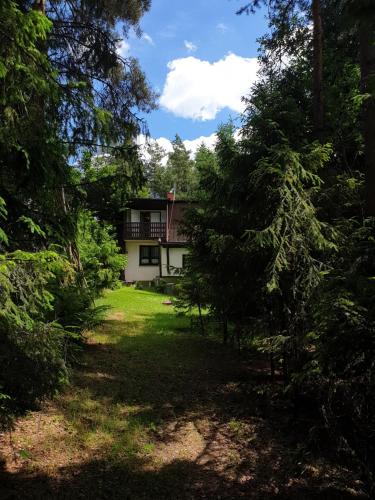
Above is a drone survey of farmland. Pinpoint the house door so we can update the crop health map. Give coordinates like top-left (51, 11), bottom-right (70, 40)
top-left (140, 212), bottom-right (161, 238)
top-left (140, 212), bottom-right (151, 238)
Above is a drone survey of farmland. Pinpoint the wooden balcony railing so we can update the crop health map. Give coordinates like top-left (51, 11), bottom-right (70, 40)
top-left (123, 222), bottom-right (166, 240)
top-left (123, 221), bottom-right (188, 242)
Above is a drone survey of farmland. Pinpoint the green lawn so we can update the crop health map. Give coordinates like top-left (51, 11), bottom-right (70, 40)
top-left (95, 286), bottom-right (191, 342)
top-left (2, 286), bottom-right (366, 499)
top-left (56, 286), bottom-right (230, 468)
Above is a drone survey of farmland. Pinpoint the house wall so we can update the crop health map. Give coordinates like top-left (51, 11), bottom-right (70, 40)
top-left (125, 240), bottom-right (160, 282)
top-left (167, 203), bottom-right (188, 242)
top-left (161, 247), bottom-right (189, 277)
top-left (124, 241), bottom-right (189, 281)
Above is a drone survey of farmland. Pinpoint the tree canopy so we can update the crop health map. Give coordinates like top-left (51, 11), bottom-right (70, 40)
top-left (0, 0), bottom-right (154, 427)
top-left (179, 0), bottom-right (375, 490)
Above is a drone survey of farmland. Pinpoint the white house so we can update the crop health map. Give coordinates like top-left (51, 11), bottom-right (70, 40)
top-left (123, 195), bottom-right (191, 282)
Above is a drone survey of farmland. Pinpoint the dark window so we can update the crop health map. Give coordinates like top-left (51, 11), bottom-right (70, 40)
top-left (140, 211), bottom-right (161, 223)
top-left (139, 245), bottom-right (160, 266)
top-left (140, 211), bottom-right (151, 224)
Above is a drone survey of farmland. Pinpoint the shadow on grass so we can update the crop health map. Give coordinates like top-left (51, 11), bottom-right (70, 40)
top-left (0, 309), bottom-right (368, 499)
top-left (1, 452), bottom-right (366, 500)
top-left (75, 311), bottom-right (239, 413)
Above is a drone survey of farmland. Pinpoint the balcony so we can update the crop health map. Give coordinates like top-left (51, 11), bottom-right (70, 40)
top-left (124, 222), bottom-right (166, 240)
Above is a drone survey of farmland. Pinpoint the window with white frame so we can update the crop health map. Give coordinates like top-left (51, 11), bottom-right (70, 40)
top-left (139, 245), bottom-right (160, 266)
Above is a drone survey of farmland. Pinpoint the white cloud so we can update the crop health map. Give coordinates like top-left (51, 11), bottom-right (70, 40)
top-left (184, 40), bottom-right (197, 52)
top-left (160, 53), bottom-right (259, 121)
top-left (116, 39), bottom-right (130, 58)
top-left (154, 137), bottom-right (174, 156)
top-left (142, 33), bottom-right (154, 46)
top-left (136, 135), bottom-right (171, 166)
top-left (136, 133), bottom-right (219, 164)
top-left (217, 23), bottom-right (229, 33)
top-left (183, 133), bottom-right (217, 156)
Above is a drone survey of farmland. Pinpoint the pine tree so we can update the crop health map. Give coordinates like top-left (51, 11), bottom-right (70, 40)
top-left (144, 142), bottom-right (170, 198)
top-left (166, 135), bottom-right (197, 198)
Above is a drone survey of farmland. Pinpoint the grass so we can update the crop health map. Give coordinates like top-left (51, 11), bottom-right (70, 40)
top-left (44, 286), bottom-right (229, 471)
top-left (1, 286), bottom-right (368, 499)
top-left (95, 286), bottom-right (191, 342)
top-left (1, 286), bottom-right (206, 479)
top-left (61, 286), bottom-right (200, 464)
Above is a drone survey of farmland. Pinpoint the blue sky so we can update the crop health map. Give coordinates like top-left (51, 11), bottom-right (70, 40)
top-left (119, 1), bottom-right (268, 149)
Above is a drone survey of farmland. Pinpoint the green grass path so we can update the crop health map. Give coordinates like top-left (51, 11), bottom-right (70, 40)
top-left (1, 287), bottom-right (367, 500)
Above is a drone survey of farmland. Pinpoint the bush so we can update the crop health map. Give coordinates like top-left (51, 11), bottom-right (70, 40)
top-left (77, 211), bottom-right (127, 295)
top-left (0, 322), bottom-right (68, 428)
top-left (154, 279), bottom-right (168, 294)
top-left (0, 251), bottom-right (72, 428)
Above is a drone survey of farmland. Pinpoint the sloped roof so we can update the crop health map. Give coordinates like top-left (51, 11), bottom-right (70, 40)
top-left (126, 198), bottom-right (192, 210)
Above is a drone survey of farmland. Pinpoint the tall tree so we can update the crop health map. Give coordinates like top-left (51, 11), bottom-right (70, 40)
top-left (166, 135), bottom-right (196, 198)
top-left (46, 0), bottom-right (156, 154)
top-left (144, 142), bottom-right (170, 198)
top-left (143, 135), bottom-right (197, 199)
top-left (238, 0), bottom-right (324, 138)
top-left (312, 0), bottom-right (324, 135)
top-left (0, 0), bottom-right (154, 428)
top-left (354, 2), bottom-right (375, 215)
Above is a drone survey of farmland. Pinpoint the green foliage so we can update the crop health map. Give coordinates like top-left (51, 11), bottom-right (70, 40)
top-left (174, 256), bottom-right (208, 314)
top-left (184, 0), bottom-right (374, 489)
top-left (184, 123), bottom-right (334, 345)
top-left (47, 0), bottom-right (156, 149)
top-left (79, 151), bottom-right (144, 245)
top-left (182, 2), bottom-right (375, 488)
top-left (77, 211), bottom-right (126, 294)
top-left (144, 135), bottom-right (197, 199)
top-left (144, 142), bottom-right (170, 197)
top-left (0, 1), bottom-right (57, 150)
top-left (0, 197), bottom-right (8, 246)
top-left (305, 217), bottom-right (375, 486)
top-left (0, 248), bottom-right (72, 428)
top-left (0, 0), bottom-right (153, 431)
top-left (246, 142), bottom-right (335, 293)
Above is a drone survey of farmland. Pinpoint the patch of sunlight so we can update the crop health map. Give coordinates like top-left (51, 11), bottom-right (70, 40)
top-left (85, 429), bottom-right (114, 450)
top-left (152, 421), bottom-right (206, 465)
top-left (81, 396), bottom-right (103, 411)
top-left (117, 403), bottom-right (152, 417)
top-left (142, 442), bottom-right (155, 455)
top-left (88, 332), bottom-right (121, 345)
top-left (59, 386), bottom-right (153, 463)
top-left (85, 371), bottom-right (117, 381)
top-left (111, 436), bottom-right (138, 460)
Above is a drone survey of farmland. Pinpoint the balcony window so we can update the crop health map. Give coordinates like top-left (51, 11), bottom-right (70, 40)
top-left (139, 245), bottom-right (160, 266)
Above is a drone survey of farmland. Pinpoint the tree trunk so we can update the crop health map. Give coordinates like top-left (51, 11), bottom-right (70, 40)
top-left (222, 316), bottom-right (228, 345)
top-left (33, 0), bottom-right (45, 13)
top-left (312, 0), bottom-right (324, 137)
top-left (197, 300), bottom-right (205, 335)
top-left (235, 324), bottom-right (242, 354)
top-left (270, 353), bottom-right (275, 381)
top-left (359, 19), bottom-right (375, 215)
top-left (282, 346), bottom-right (289, 383)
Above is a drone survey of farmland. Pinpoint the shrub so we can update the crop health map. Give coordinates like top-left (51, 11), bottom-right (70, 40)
top-left (77, 211), bottom-right (127, 295)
